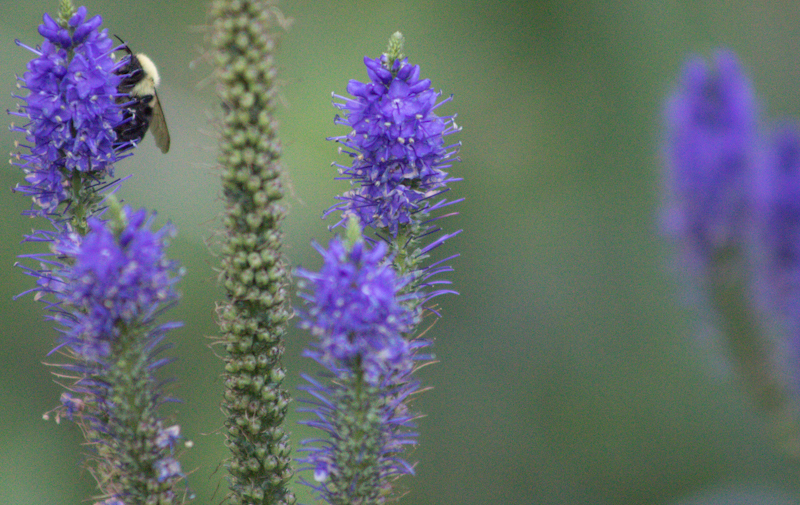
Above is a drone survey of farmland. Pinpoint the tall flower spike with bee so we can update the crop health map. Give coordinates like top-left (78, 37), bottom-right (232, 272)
top-left (9, 2), bottom-right (190, 504)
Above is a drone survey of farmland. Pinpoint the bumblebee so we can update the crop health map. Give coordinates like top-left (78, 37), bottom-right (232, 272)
top-left (114, 43), bottom-right (170, 153)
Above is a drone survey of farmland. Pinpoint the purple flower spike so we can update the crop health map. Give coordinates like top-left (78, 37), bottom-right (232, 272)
top-left (297, 237), bottom-right (417, 383)
top-left (296, 238), bottom-right (422, 504)
top-left (50, 207), bottom-right (180, 361)
top-left (299, 34), bottom-right (462, 504)
top-left (12, 6), bottom-right (190, 503)
top-left (29, 202), bottom-right (186, 503)
top-left (755, 123), bottom-right (800, 343)
top-left (327, 52), bottom-right (461, 233)
top-left (663, 50), bottom-right (758, 268)
top-left (661, 50), bottom-right (800, 458)
top-left (10, 6), bottom-right (125, 215)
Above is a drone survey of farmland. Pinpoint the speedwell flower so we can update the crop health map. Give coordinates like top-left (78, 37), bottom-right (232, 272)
top-left (662, 49), bottom-right (759, 269)
top-left (296, 236), bottom-right (422, 504)
top-left (10, 5), bottom-right (126, 216)
top-left (326, 36), bottom-right (461, 234)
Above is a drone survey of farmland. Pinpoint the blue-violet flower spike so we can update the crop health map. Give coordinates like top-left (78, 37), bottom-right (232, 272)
top-left (10, 5), bottom-right (125, 216)
top-left (754, 123), bottom-right (800, 375)
top-left (662, 49), bottom-right (758, 269)
top-left (297, 237), bottom-right (417, 384)
top-left (30, 201), bottom-right (187, 504)
top-left (326, 42), bottom-right (461, 234)
top-left (296, 236), bottom-right (423, 504)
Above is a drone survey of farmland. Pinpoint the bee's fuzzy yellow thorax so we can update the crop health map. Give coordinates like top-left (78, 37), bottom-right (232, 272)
top-left (133, 53), bottom-right (160, 93)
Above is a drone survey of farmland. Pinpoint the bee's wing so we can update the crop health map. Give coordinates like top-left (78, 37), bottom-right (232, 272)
top-left (150, 91), bottom-right (170, 153)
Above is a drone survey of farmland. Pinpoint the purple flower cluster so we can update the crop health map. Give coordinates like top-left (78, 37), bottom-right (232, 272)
top-left (296, 237), bottom-right (421, 503)
top-left (47, 207), bottom-right (180, 361)
top-left (327, 54), bottom-right (461, 233)
top-left (663, 50), bottom-right (758, 269)
top-left (297, 238), bottom-right (417, 384)
top-left (663, 50), bottom-right (800, 427)
top-left (10, 6), bottom-right (125, 215)
top-left (663, 51), bottom-right (800, 318)
top-left (296, 36), bottom-right (463, 503)
top-left (754, 124), bottom-right (800, 340)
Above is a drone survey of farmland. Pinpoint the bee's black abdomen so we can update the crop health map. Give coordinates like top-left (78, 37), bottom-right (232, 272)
top-left (116, 93), bottom-right (154, 144)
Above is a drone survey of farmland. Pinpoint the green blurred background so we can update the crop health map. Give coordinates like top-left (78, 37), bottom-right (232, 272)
top-left (4, 1), bottom-right (800, 504)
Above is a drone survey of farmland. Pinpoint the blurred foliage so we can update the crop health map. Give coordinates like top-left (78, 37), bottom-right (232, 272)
top-left (4, 1), bottom-right (800, 504)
